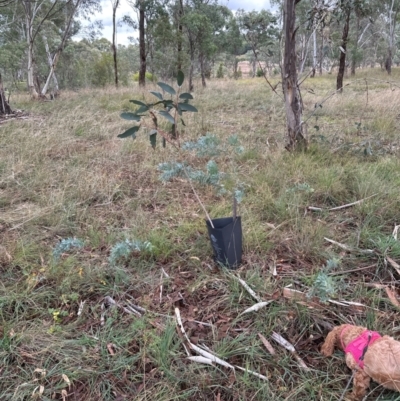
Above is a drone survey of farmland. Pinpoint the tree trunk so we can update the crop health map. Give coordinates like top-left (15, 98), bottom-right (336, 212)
top-left (283, 0), bottom-right (306, 151)
top-left (319, 31), bottom-right (323, 75)
top-left (177, 0), bottom-right (183, 72)
top-left (0, 74), bottom-right (12, 115)
top-left (27, 17), bottom-right (39, 99)
top-left (336, 7), bottom-right (350, 92)
top-left (139, 3), bottom-right (146, 87)
top-left (199, 53), bottom-right (206, 87)
top-left (189, 48), bottom-right (195, 91)
top-left (385, 48), bottom-right (392, 75)
top-left (311, 28), bottom-right (317, 77)
top-left (42, 34), bottom-right (60, 96)
top-left (350, 15), bottom-right (360, 76)
top-left (112, 0), bottom-right (120, 87)
top-left (41, 0), bottom-right (81, 97)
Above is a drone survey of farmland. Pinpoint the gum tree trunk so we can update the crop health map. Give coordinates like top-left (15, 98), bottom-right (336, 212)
top-left (336, 7), bottom-right (350, 92)
top-left (112, 0), bottom-right (120, 87)
top-left (139, 3), bottom-right (146, 86)
top-left (199, 52), bottom-right (206, 87)
top-left (177, 0), bottom-right (183, 72)
top-left (0, 74), bottom-right (12, 115)
top-left (283, 0), bottom-right (306, 151)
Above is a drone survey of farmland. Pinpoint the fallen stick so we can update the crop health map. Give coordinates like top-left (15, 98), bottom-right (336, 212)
top-left (241, 301), bottom-right (273, 315)
top-left (104, 296), bottom-right (142, 317)
top-left (308, 194), bottom-right (378, 212)
top-left (271, 332), bottom-right (310, 371)
top-left (234, 276), bottom-right (262, 303)
top-left (386, 256), bottom-right (400, 276)
top-left (235, 366), bottom-right (268, 381)
top-left (328, 264), bottom-right (376, 276)
top-left (392, 225), bottom-right (400, 241)
top-left (324, 237), bottom-right (374, 254)
top-left (176, 308), bottom-right (268, 380)
top-left (258, 333), bottom-right (276, 356)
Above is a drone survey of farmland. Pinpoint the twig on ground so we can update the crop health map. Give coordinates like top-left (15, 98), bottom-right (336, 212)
top-left (234, 365), bottom-right (268, 381)
top-left (104, 296), bottom-right (142, 317)
top-left (187, 356), bottom-right (213, 365)
top-left (258, 333), bottom-right (276, 356)
top-left (392, 224), bottom-right (400, 241)
top-left (385, 287), bottom-right (400, 309)
top-left (159, 271), bottom-right (163, 304)
top-left (386, 257), bottom-right (400, 276)
top-left (100, 302), bottom-right (105, 326)
top-left (308, 194), bottom-right (378, 212)
top-left (234, 276), bottom-right (262, 303)
top-left (324, 237), bottom-right (374, 254)
top-left (328, 264), bottom-right (376, 276)
top-left (241, 301), bottom-right (273, 315)
top-left (339, 371), bottom-right (356, 401)
top-left (271, 332), bottom-right (310, 371)
top-left (175, 308), bottom-right (268, 379)
top-left (77, 300), bottom-right (85, 316)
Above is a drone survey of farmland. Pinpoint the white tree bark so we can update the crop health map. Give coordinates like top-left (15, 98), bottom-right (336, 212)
top-left (41, 0), bottom-right (82, 96)
top-left (42, 34), bottom-right (59, 94)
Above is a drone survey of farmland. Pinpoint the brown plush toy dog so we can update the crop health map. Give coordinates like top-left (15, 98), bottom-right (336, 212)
top-left (321, 324), bottom-right (400, 400)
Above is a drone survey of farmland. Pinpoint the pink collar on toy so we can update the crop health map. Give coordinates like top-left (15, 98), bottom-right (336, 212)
top-left (340, 325), bottom-right (381, 369)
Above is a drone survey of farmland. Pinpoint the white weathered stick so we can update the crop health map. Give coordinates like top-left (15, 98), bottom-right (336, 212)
top-left (100, 303), bottom-right (105, 326)
top-left (235, 366), bottom-right (269, 381)
top-left (188, 356), bottom-right (214, 365)
top-left (77, 300), bottom-right (85, 316)
top-left (271, 332), bottom-right (309, 371)
top-left (271, 332), bottom-right (295, 352)
top-left (188, 343), bottom-right (235, 369)
top-left (308, 194), bottom-right (378, 212)
top-left (124, 305), bottom-right (142, 317)
top-left (175, 308), bottom-right (189, 340)
top-left (392, 225), bottom-right (400, 241)
top-left (235, 277), bottom-right (262, 303)
top-left (126, 302), bottom-right (146, 314)
top-left (324, 237), bottom-right (374, 254)
top-left (241, 301), bottom-right (273, 315)
top-left (386, 256), bottom-right (400, 276)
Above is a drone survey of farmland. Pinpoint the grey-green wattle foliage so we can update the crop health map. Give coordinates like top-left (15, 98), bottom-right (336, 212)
top-left (158, 160), bottom-right (222, 187)
top-left (53, 238), bottom-right (84, 262)
top-left (308, 258), bottom-right (340, 303)
top-left (109, 239), bottom-right (154, 266)
top-left (182, 133), bottom-right (244, 158)
top-left (158, 160), bottom-right (245, 201)
top-left (118, 70), bottom-right (197, 148)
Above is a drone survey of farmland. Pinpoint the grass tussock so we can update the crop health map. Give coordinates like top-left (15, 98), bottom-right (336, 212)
top-left (2, 70), bottom-right (400, 400)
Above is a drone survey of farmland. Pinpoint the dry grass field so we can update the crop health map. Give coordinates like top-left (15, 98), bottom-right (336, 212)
top-left (1, 69), bottom-right (400, 401)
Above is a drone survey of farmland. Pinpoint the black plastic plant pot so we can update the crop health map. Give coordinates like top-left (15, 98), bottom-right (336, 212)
top-left (206, 216), bottom-right (242, 269)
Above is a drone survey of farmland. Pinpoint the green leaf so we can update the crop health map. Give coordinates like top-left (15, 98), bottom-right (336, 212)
top-left (150, 91), bottom-right (163, 100)
top-left (151, 99), bottom-right (173, 107)
top-left (118, 126), bottom-right (140, 138)
top-left (149, 129), bottom-right (157, 149)
top-left (129, 100), bottom-right (147, 107)
top-left (178, 103), bottom-right (198, 112)
top-left (179, 92), bottom-right (193, 100)
top-left (177, 71), bottom-right (184, 87)
top-left (135, 105), bottom-right (149, 114)
top-left (159, 110), bottom-right (175, 124)
top-left (157, 82), bottom-right (176, 96)
top-left (181, 119), bottom-right (186, 127)
top-left (120, 112), bottom-right (142, 121)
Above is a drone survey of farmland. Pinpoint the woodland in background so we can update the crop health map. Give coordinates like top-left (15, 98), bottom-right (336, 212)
top-left (0, 0), bottom-right (400, 98)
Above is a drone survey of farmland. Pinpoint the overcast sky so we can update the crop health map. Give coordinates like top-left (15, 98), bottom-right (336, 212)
top-left (75, 0), bottom-right (274, 46)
